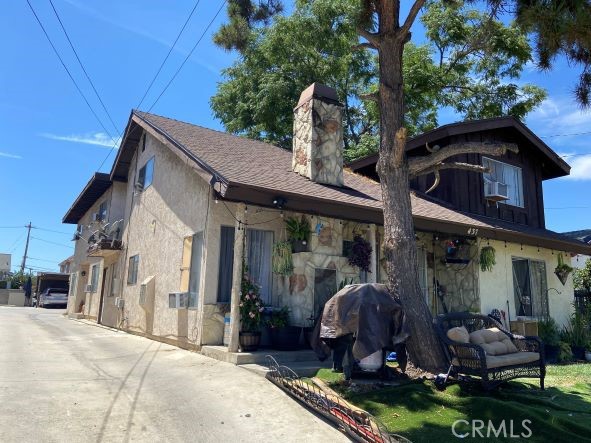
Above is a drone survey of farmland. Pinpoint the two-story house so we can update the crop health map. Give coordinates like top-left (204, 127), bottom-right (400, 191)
top-left (63, 172), bottom-right (126, 327)
top-left (62, 83), bottom-right (591, 354)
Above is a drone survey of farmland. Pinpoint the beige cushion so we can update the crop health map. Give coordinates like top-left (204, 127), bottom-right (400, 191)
top-left (485, 352), bottom-right (540, 369)
top-left (447, 326), bottom-right (470, 343)
top-left (469, 327), bottom-right (518, 355)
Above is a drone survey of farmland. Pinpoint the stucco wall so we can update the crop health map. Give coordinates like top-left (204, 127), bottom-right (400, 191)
top-left (118, 132), bottom-right (210, 348)
top-left (479, 239), bottom-right (575, 327)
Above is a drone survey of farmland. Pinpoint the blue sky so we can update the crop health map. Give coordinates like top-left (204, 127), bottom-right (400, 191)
top-left (1, 1), bottom-right (590, 273)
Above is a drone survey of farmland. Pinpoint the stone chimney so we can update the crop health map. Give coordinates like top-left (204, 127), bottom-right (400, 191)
top-left (292, 83), bottom-right (344, 187)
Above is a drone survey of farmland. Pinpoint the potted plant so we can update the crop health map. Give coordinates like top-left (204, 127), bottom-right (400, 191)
top-left (285, 216), bottom-right (310, 253)
top-left (238, 275), bottom-right (264, 352)
top-left (555, 253), bottom-right (574, 285)
top-left (557, 341), bottom-right (573, 363)
top-left (266, 306), bottom-right (301, 350)
top-left (479, 246), bottom-right (496, 272)
top-left (561, 311), bottom-right (590, 360)
top-left (538, 317), bottom-right (561, 363)
top-left (272, 240), bottom-right (294, 276)
top-left (347, 235), bottom-right (372, 273)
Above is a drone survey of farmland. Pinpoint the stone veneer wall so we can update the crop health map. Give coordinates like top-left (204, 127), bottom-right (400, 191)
top-left (292, 98), bottom-right (344, 187)
top-left (279, 217), bottom-right (361, 326)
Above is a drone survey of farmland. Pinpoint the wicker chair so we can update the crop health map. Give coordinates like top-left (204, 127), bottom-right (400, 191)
top-left (434, 312), bottom-right (545, 390)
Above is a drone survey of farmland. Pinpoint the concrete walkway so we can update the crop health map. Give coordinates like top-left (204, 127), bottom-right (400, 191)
top-left (0, 307), bottom-right (348, 443)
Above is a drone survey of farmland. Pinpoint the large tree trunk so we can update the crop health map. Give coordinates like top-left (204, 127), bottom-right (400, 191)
top-left (375, 0), bottom-right (447, 372)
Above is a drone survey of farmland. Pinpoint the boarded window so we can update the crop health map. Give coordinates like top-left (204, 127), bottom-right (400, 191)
top-left (179, 232), bottom-right (204, 308)
top-left (69, 272), bottom-right (78, 297)
top-left (90, 265), bottom-right (99, 292)
top-left (179, 236), bottom-right (193, 293)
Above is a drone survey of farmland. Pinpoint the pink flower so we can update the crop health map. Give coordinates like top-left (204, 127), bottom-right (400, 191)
top-left (239, 302), bottom-right (243, 307)
top-left (245, 294), bottom-right (250, 300)
top-left (249, 312), bottom-right (255, 318)
top-left (259, 307), bottom-right (264, 312)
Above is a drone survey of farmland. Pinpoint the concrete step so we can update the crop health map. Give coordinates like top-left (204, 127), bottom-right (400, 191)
top-left (241, 360), bottom-right (332, 378)
top-left (201, 345), bottom-right (320, 365)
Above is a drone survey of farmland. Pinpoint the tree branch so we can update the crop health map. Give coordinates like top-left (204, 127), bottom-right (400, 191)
top-left (357, 27), bottom-right (381, 47)
top-left (352, 42), bottom-right (377, 51)
top-left (408, 141), bottom-right (518, 176)
top-left (411, 161), bottom-right (490, 178)
top-left (359, 92), bottom-right (379, 102)
top-left (400, 0), bottom-right (427, 38)
top-left (425, 170), bottom-right (440, 194)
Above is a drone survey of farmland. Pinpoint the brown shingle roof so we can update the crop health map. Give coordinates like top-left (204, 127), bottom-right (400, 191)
top-left (125, 111), bottom-right (591, 255)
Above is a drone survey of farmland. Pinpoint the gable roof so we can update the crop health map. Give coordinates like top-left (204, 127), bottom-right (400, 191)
top-left (348, 116), bottom-right (571, 180)
top-left (62, 173), bottom-right (111, 224)
top-left (109, 111), bottom-right (591, 255)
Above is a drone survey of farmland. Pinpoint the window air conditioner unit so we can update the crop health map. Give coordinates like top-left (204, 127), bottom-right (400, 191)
top-left (115, 297), bottom-right (125, 309)
top-left (85, 284), bottom-right (93, 293)
top-left (484, 181), bottom-right (509, 202)
top-left (139, 275), bottom-right (156, 311)
top-left (169, 292), bottom-right (189, 309)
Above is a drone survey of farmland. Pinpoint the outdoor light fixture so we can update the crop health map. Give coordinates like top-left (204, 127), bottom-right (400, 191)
top-left (272, 196), bottom-right (287, 209)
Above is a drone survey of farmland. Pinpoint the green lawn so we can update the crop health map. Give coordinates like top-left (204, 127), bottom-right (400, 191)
top-left (315, 364), bottom-right (591, 443)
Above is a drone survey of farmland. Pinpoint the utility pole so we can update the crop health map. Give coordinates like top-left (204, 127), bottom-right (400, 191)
top-left (20, 222), bottom-right (32, 273)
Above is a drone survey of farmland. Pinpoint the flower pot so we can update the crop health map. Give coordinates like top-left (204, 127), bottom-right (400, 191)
top-left (571, 345), bottom-right (586, 360)
top-left (544, 344), bottom-right (560, 363)
top-left (292, 240), bottom-right (308, 253)
top-left (239, 331), bottom-right (261, 352)
top-left (269, 326), bottom-right (301, 351)
top-left (554, 268), bottom-right (572, 286)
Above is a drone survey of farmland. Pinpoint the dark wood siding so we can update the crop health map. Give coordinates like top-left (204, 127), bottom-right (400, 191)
top-left (408, 127), bottom-right (546, 229)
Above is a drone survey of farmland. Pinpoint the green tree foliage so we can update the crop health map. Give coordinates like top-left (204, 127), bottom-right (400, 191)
top-left (212, 0), bottom-right (545, 160)
top-left (515, 0), bottom-right (591, 106)
top-left (574, 258), bottom-right (591, 291)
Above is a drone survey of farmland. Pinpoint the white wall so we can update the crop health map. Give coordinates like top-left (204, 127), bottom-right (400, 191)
top-left (479, 239), bottom-right (575, 327)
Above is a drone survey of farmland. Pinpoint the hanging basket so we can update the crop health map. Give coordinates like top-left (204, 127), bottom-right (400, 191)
top-left (272, 241), bottom-right (294, 276)
top-left (554, 253), bottom-right (573, 286)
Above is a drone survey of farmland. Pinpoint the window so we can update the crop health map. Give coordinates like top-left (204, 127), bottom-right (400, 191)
top-left (188, 232), bottom-right (204, 308)
top-left (217, 226), bottom-right (235, 303)
top-left (482, 157), bottom-right (524, 207)
top-left (98, 201), bottom-right (108, 221)
top-left (109, 266), bottom-right (117, 297)
top-left (246, 229), bottom-right (273, 304)
top-left (137, 157), bottom-right (155, 190)
top-left (90, 265), bottom-right (99, 293)
top-left (127, 255), bottom-right (139, 285)
top-left (512, 258), bottom-right (548, 318)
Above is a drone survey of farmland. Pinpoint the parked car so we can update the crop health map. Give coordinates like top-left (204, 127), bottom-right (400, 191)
top-left (38, 288), bottom-right (68, 308)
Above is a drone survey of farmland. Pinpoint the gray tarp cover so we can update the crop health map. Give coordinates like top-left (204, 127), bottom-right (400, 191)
top-left (312, 283), bottom-right (408, 361)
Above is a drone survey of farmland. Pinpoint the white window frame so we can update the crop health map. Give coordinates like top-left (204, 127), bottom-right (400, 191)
top-left (90, 265), bottom-right (99, 293)
top-left (137, 157), bottom-right (155, 191)
top-left (482, 157), bottom-right (524, 208)
top-left (127, 255), bottom-right (139, 285)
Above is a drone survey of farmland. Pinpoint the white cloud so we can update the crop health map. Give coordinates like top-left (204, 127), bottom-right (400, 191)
top-left (0, 151), bottom-right (22, 159)
top-left (40, 132), bottom-right (121, 148)
top-left (562, 154), bottom-right (591, 180)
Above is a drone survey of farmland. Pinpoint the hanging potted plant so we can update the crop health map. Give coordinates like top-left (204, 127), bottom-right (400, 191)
top-left (285, 215), bottom-right (310, 253)
top-left (555, 253), bottom-right (574, 285)
top-left (238, 275), bottom-right (264, 352)
top-left (272, 241), bottom-right (294, 276)
top-left (347, 235), bottom-right (372, 273)
top-left (479, 246), bottom-right (496, 272)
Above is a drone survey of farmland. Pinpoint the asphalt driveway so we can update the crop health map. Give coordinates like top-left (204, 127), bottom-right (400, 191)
top-left (0, 307), bottom-right (348, 442)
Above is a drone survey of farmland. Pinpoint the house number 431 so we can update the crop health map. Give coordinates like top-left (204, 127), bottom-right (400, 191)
top-left (467, 227), bottom-right (479, 236)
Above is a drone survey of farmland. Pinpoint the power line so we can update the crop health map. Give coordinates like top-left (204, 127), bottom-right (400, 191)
top-left (541, 130), bottom-right (591, 138)
top-left (7, 232), bottom-right (26, 253)
top-left (136, 0), bottom-right (202, 110)
top-left (30, 236), bottom-right (74, 249)
top-left (31, 226), bottom-right (72, 236)
top-left (25, 0), bottom-right (119, 147)
top-left (146, 0), bottom-right (227, 113)
top-left (48, 0), bottom-right (121, 136)
top-left (95, 0), bottom-right (218, 173)
top-left (28, 257), bottom-right (61, 264)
